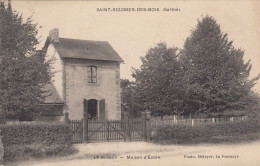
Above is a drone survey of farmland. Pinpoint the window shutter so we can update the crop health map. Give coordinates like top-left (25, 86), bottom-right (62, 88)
top-left (87, 67), bottom-right (91, 83)
top-left (92, 67), bottom-right (97, 83)
top-left (84, 99), bottom-right (88, 118)
top-left (99, 99), bottom-right (105, 121)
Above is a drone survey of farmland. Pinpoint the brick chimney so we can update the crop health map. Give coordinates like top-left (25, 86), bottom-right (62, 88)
top-left (49, 28), bottom-right (59, 42)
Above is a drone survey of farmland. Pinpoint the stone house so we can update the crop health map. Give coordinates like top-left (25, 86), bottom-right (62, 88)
top-left (41, 28), bottom-right (123, 121)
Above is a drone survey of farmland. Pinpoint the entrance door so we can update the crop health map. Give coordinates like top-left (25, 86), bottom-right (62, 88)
top-left (83, 98), bottom-right (105, 121)
top-left (88, 99), bottom-right (98, 120)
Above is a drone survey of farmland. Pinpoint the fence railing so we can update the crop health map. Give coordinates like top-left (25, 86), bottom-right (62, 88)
top-left (151, 116), bottom-right (247, 127)
top-left (87, 120), bottom-right (127, 142)
top-left (68, 112), bottom-right (152, 143)
top-left (69, 119), bottom-right (83, 143)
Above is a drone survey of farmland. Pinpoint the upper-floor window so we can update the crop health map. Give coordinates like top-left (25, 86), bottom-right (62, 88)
top-left (87, 66), bottom-right (97, 83)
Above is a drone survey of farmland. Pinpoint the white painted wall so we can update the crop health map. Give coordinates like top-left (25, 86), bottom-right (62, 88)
top-left (45, 44), bottom-right (64, 102)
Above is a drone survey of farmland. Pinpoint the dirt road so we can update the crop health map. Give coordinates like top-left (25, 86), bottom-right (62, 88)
top-left (9, 141), bottom-right (260, 166)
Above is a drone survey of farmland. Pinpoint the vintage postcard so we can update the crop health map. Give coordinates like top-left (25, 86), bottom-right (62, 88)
top-left (0, 0), bottom-right (259, 166)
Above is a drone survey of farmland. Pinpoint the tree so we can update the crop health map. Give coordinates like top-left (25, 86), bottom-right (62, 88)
top-left (132, 42), bottom-right (185, 117)
top-left (181, 16), bottom-right (260, 117)
top-left (0, 1), bottom-right (52, 121)
top-left (120, 79), bottom-right (140, 117)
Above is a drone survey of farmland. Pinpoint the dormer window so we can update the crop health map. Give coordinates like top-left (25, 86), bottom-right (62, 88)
top-left (87, 66), bottom-right (97, 83)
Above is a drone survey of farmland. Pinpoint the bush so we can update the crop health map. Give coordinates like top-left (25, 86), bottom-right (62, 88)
top-left (0, 121), bottom-right (72, 146)
top-left (0, 121), bottom-right (75, 162)
top-left (153, 119), bottom-right (260, 144)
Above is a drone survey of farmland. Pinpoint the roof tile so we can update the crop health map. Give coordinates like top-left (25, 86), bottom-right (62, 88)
top-left (52, 38), bottom-right (124, 62)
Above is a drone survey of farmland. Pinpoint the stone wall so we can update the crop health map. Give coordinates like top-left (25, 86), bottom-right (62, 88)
top-left (63, 58), bottom-right (121, 120)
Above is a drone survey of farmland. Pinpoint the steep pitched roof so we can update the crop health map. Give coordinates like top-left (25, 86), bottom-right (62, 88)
top-left (43, 83), bottom-right (63, 104)
top-left (51, 38), bottom-right (124, 62)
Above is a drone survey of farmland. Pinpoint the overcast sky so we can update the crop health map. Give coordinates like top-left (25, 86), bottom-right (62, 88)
top-left (11, 0), bottom-right (260, 93)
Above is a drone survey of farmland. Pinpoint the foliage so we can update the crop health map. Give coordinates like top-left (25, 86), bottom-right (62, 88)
top-left (128, 16), bottom-right (260, 117)
top-left (180, 16), bottom-right (260, 116)
top-left (120, 79), bottom-right (141, 117)
top-left (0, 1), bottom-right (53, 121)
top-left (0, 121), bottom-right (75, 162)
top-left (131, 42), bottom-right (185, 116)
top-left (153, 119), bottom-right (260, 144)
top-left (0, 121), bottom-right (72, 146)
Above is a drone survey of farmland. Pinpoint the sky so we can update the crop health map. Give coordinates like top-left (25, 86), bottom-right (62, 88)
top-left (10, 0), bottom-right (260, 93)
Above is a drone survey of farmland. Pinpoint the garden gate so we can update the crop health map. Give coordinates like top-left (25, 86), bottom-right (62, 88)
top-left (69, 112), bottom-right (151, 143)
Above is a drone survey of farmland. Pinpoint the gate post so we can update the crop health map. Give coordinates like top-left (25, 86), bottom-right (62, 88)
top-left (124, 112), bottom-right (131, 141)
top-left (142, 112), bottom-right (147, 141)
top-left (0, 130), bottom-right (4, 166)
top-left (64, 112), bottom-right (71, 123)
top-left (83, 99), bottom-right (88, 143)
top-left (145, 111), bottom-right (151, 142)
top-left (83, 112), bottom-right (88, 143)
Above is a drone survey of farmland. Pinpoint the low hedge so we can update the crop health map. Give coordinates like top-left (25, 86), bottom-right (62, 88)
top-left (0, 121), bottom-right (75, 162)
top-left (0, 121), bottom-right (72, 146)
top-left (153, 119), bottom-right (260, 144)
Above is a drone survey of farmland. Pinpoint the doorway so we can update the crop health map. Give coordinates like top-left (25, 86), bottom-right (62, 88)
top-left (87, 99), bottom-right (98, 120)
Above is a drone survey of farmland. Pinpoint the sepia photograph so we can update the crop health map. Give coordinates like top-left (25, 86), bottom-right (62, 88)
top-left (0, 0), bottom-right (260, 166)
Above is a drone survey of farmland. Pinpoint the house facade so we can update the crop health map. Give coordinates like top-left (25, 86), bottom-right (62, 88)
top-left (42, 28), bottom-right (123, 121)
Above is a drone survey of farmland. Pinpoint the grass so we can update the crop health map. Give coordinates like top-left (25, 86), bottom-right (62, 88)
top-left (4, 143), bottom-right (78, 164)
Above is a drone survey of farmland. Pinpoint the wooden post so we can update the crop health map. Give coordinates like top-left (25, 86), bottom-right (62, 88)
top-left (191, 119), bottom-right (194, 127)
top-left (106, 122), bottom-right (109, 141)
top-left (124, 112), bottom-right (131, 141)
top-left (83, 99), bottom-right (88, 143)
top-left (230, 117), bottom-right (234, 122)
top-left (0, 130), bottom-right (3, 166)
top-left (142, 112), bottom-right (147, 141)
top-left (64, 112), bottom-right (71, 123)
top-left (83, 112), bottom-right (88, 143)
top-left (145, 111), bottom-right (151, 142)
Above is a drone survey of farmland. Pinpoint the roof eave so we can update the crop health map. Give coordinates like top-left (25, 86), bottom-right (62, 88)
top-left (40, 103), bottom-right (64, 105)
top-left (62, 56), bottom-right (124, 63)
